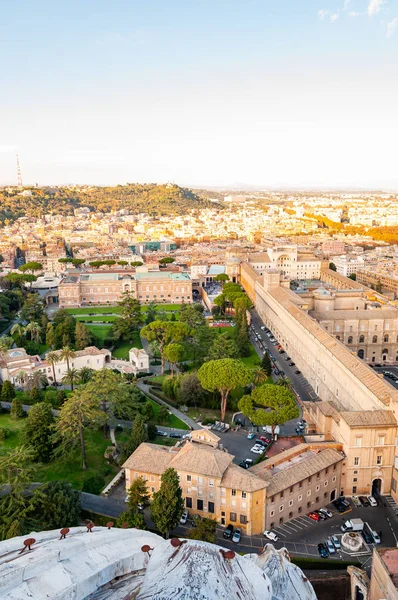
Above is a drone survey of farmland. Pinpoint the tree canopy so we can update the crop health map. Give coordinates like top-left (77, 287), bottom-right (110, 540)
top-left (198, 358), bottom-right (252, 421)
top-left (238, 384), bottom-right (299, 429)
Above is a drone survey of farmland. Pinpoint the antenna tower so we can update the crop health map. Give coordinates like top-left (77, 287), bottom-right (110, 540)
top-left (16, 154), bottom-right (23, 188)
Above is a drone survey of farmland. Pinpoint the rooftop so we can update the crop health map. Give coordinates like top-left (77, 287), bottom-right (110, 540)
top-left (340, 410), bottom-right (397, 428)
top-left (251, 446), bottom-right (343, 496)
top-left (378, 547), bottom-right (398, 590)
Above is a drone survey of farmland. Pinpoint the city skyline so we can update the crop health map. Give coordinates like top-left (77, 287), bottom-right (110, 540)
top-left (1, 0), bottom-right (398, 188)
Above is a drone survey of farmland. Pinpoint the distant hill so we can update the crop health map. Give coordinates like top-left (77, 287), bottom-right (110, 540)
top-left (0, 183), bottom-right (219, 226)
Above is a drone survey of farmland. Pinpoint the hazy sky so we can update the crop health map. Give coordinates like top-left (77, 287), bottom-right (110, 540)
top-left (1, 0), bottom-right (398, 188)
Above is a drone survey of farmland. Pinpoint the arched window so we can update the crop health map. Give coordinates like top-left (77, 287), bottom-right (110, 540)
top-left (373, 335), bottom-right (378, 343)
top-left (382, 348), bottom-right (388, 355)
top-left (348, 336), bottom-right (353, 344)
top-left (336, 335), bottom-right (341, 341)
top-left (359, 335), bottom-right (365, 343)
top-left (384, 334), bottom-right (389, 343)
top-left (357, 349), bottom-right (364, 359)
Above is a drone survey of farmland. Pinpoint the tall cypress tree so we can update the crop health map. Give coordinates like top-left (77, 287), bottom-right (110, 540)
top-left (123, 414), bottom-right (148, 459)
top-left (150, 468), bottom-right (184, 538)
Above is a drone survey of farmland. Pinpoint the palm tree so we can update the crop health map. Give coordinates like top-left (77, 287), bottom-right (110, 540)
top-left (78, 367), bottom-right (93, 385)
top-left (24, 322), bottom-right (42, 353)
top-left (277, 377), bottom-right (292, 389)
top-left (63, 367), bottom-right (79, 392)
top-left (58, 346), bottom-right (77, 372)
top-left (15, 370), bottom-right (27, 387)
top-left (253, 367), bottom-right (268, 387)
top-left (46, 351), bottom-right (60, 386)
top-left (10, 323), bottom-right (24, 346)
top-left (26, 370), bottom-right (48, 391)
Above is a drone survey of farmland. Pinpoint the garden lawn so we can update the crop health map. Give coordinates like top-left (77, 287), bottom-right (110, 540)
top-left (112, 332), bottom-right (143, 359)
top-left (75, 315), bottom-right (118, 322)
top-left (0, 413), bottom-right (26, 450)
top-left (145, 397), bottom-right (189, 430)
top-left (239, 344), bottom-right (261, 368)
top-left (86, 324), bottom-right (112, 343)
top-left (65, 306), bottom-right (121, 315)
top-left (0, 414), bottom-right (124, 490)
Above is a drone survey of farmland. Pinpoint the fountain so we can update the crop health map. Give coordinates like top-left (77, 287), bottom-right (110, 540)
top-left (341, 532), bottom-right (363, 553)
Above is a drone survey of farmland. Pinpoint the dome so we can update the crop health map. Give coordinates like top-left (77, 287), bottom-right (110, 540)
top-left (0, 527), bottom-right (317, 600)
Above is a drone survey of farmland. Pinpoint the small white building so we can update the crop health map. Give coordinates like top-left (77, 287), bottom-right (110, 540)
top-left (0, 346), bottom-right (111, 385)
top-left (129, 347), bottom-right (149, 374)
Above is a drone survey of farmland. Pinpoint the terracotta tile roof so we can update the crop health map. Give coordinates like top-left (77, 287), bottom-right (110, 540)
top-left (190, 429), bottom-right (220, 444)
top-left (122, 443), bottom-right (177, 474)
top-left (169, 442), bottom-right (233, 478)
top-left (315, 402), bottom-right (341, 423)
top-left (220, 464), bottom-right (267, 492)
top-left (340, 410), bottom-right (397, 427)
top-left (253, 448), bottom-right (344, 496)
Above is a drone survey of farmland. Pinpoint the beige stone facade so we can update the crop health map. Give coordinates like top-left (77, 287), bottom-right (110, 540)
top-left (123, 434), bottom-right (345, 535)
top-left (251, 443), bottom-right (344, 529)
top-left (123, 438), bottom-right (267, 536)
top-left (238, 261), bottom-right (398, 501)
top-left (58, 270), bottom-right (192, 307)
top-left (369, 547), bottom-right (398, 600)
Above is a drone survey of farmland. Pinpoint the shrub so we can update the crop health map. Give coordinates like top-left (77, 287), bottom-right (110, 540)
top-left (201, 417), bottom-right (216, 425)
top-left (82, 474), bottom-right (106, 495)
top-left (0, 426), bottom-right (10, 441)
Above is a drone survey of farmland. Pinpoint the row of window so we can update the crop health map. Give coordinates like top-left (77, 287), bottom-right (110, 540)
top-left (343, 334), bottom-right (396, 344)
top-left (270, 492), bottom-right (330, 517)
top-left (270, 470), bottom-right (337, 503)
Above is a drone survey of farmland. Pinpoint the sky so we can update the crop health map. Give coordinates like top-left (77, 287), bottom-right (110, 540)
top-left (1, 0), bottom-right (398, 189)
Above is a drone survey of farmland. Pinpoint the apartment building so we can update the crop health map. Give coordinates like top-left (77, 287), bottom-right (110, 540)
top-left (58, 270), bottom-right (192, 307)
top-left (331, 254), bottom-right (366, 277)
top-left (357, 269), bottom-right (398, 295)
top-left (238, 262), bottom-right (398, 501)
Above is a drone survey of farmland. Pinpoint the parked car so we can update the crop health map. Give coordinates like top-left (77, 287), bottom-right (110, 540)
top-left (332, 535), bottom-right (341, 550)
top-left (232, 528), bottom-right (242, 543)
top-left (362, 529), bottom-right (373, 544)
top-left (169, 432), bottom-right (182, 439)
top-left (371, 530), bottom-right (381, 544)
top-left (289, 362), bottom-right (295, 366)
top-left (359, 496), bottom-right (370, 507)
top-left (294, 370), bottom-right (301, 375)
top-left (279, 349), bottom-right (285, 354)
top-left (261, 326), bottom-right (266, 330)
top-left (332, 500), bottom-right (346, 513)
top-left (317, 511), bottom-right (328, 521)
top-left (247, 432), bottom-right (256, 440)
top-left (317, 543), bottom-right (328, 558)
top-left (368, 495), bottom-right (378, 507)
top-left (156, 430), bottom-right (168, 437)
top-left (339, 497), bottom-right (350, 507)
top-left (260, 436), bottom-right (271, 444)
top-left (319, 508), bottom-right (333, 519)
top-left (223, 524), bottom-right (234, 539)
top-left (326, 538), bottom-right (336, 554)
top-left (180, 510), bottom-right (189, 524)
top-left (251, 446), bottom-right (265, 454)
top-left (285, 356), bottom-right (291, 361)
top-left (308, 512), bottom-right (320, 522)
top-left (352, 496), bottom-right (361, 508)
top-left (263, 530), bottom-right (279, 542)
top-left (298, 420), bottom-right (306, 426)
top-left (239, 460), bottom-right (250, 469)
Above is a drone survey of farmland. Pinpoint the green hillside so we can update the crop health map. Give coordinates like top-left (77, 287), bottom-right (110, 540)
top-left (0, 183), bottom-right (220, 226)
